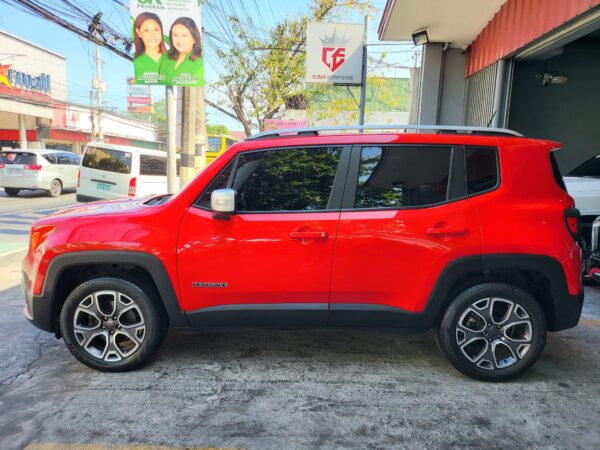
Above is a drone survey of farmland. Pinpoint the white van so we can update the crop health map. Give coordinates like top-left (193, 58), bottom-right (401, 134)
top-left (77, 142), bottom-right (178, 202)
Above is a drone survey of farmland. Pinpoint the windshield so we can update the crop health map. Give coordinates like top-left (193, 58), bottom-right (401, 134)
top-left (82, 146), bottom-right (132, 174)
top-left (569, 154), bottom-right (600, 178)
top-left (0, 151), bottom-right (37, 165)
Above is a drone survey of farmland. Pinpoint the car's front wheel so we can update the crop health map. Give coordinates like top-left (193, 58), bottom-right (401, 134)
top-left (60, 277), bottom-right (169, 372)
top-left (438, 282), bottom-right (547, 381)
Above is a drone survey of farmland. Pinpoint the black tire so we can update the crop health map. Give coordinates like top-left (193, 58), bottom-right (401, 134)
top-left (438, 282), bottom-right (547, 381)
top-left (47, 179), bottom-right (62, 197)
top-left (4, 187), bottom-right (20, 196)
top-left (60, 277), bottom-right (169, 372)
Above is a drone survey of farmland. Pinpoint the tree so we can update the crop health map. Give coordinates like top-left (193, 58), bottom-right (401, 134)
top-left (207, 124), bottom-right (229, 135)
top-left (213, 0), bottom-right (372, 136)
top-left (128, 99), bottom-right (167, 139)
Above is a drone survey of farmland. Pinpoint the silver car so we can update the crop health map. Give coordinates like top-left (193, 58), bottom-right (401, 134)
top-left (0, 149), bottom-right (80, 197)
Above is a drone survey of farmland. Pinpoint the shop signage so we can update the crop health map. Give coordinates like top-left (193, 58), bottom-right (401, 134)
top-left (5, 66), bottom-right (51, 93)
top-left (128, 105), bottom-right (155, 113)
top-left (127, 96), bottom-right (152, 105)
top-left (130, 0), bottom-right (204, 87)
top-left (264, 119), bottom-right (308, 131)
top-left (305, 22), bottom-right (364, 85)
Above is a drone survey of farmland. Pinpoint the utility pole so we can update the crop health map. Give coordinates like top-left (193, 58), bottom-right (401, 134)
top-left (195, 85), bottom-right (207, 175)
top-left (94, 42), bottom-right (104, 141)
top-left (180, 87), bottom-right (196, 188)
top-left (358, 15), bottom-right (369, 127)
top-left (166, 86), bottom-right (177, 194)
top-left (90, 89), bottom-right (96, 139)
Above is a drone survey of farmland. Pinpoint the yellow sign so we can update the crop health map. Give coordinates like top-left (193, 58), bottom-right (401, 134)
top-left (0, 64), bottom-right (13, 88)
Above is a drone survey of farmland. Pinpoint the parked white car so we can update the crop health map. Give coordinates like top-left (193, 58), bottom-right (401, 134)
top-left (0, 149), bottom-right (80, 197)
top-left (77, 142), bottom-right (179, 202)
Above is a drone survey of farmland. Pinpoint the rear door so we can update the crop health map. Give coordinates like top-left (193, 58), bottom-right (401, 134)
top-left (57, 152), bottom-right (78, 188)
top-left (138, 154), bottom-right (168, 196)
top-left (0, 151), bottom-right (40, 188)
top-left (329, 144), bottom-right (484, 325)
top-left (177, 145), bottom-right (350, 326)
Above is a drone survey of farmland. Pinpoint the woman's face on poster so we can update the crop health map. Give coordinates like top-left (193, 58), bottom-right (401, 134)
top-left (137, 19), bottom-right (162, 51)
top-left (171, 24), bottom-right (195, 55)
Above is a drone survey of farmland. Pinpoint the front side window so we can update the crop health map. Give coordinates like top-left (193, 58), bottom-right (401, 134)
top-left (233, 147), bottom-right (341, 212)
top-left (195, 159), bottom-right (235, 209)
top-left (355, 146), bottom-right (452, 208)
top-left (82, 146), bottom-right (132, 174)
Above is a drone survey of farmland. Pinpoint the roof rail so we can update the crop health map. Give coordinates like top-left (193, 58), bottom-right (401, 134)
top-left (246, 124), bottom-right (524, 140)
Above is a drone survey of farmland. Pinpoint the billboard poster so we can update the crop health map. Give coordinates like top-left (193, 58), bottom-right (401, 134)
top-left (130, 0), bottom-right (204, 87)
top-left (264, 119), bottom-right (307, 131)
top-left (127, 96), bottom-right (153, 105)
top-left (305, 22), bottom-right (364, 85)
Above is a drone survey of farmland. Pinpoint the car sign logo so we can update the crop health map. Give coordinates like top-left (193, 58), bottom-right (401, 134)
top-left (320, 30), bottom-right (350, 73)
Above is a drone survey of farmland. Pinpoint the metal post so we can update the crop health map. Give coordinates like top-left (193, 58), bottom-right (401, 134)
top-left (180, 86), bottom-right (197, 188)
top-left (358, 16), bottom-right (369, 127)
top-left (95, 43), bottom-right (104, 141)
top-left (90, 89), bottom-right (96, 140)
top-left (195, 85), bottom-right (207, 174)
top-left (166, 86), bottom-right (178, 194)
top-left (18, 114), bottom-right (27, 150)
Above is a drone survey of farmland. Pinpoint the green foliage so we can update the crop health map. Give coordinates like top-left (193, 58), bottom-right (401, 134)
top-left (307, 77), bottom-right (410, 124)
top-left (214, 0), bottom-right (373, 136)
top-left (128, 99), bottom-right (167, 138)
top-left (207, 124), bottom-right (229, 135)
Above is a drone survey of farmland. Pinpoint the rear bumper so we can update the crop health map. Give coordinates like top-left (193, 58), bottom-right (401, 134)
top-left (21, 271), bottom-right (54, 333)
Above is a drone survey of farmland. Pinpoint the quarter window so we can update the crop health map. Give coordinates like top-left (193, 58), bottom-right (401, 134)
top-left (465, 147), bottom-right (499, 195)
top-left (355, 146), bottom-right (452, 208)
top-left (233, 147), bottom-right (341, 212)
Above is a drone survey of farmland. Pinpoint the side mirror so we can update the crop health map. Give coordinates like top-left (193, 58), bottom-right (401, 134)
top-left (211, 188), bottom-right (236, 220)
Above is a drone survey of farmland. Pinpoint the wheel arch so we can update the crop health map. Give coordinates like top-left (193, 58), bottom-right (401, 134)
top-left (39, 251), bottom-right (189, 336)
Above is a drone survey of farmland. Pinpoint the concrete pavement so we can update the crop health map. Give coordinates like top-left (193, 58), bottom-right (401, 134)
top-left (1, 255), bottom-right (600, 449)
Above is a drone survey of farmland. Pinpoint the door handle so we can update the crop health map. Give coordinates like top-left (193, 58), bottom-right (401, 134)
top-left (289, 231), bottom-right (329, 240)
top-left (425, 226), bottom-right (467, 236)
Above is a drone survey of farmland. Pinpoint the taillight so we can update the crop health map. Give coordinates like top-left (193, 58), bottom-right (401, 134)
top-left (565, 208), bottom-right (581, 241)
top-left (77, 169), bottom-right (80, 188)
top-left (0, 163), bottom-right (4, 168)
top-left (128, 177), bottom-right (137, 196)
top-left (24, 164), bottom-right (42, 171)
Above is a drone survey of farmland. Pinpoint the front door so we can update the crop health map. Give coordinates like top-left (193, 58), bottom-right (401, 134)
top-left (177, 145), bottom-right (349, 326)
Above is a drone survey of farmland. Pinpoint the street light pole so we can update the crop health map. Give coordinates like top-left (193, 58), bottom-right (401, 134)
top-left (358, 15), bottom-right (369, 127)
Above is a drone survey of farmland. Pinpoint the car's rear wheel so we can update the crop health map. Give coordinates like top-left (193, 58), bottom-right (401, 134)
top-left (60, 277), bottom-right (169, 372)
top-left (438, 282), bottom-right (547, 381)
top-left (4, 187), bottom-right (20, 196)
top-left (47, 179), bottom-right (62, 197)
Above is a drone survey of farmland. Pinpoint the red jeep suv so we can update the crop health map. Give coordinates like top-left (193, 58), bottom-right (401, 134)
top-left (21, 126), bottom-right (583, 381)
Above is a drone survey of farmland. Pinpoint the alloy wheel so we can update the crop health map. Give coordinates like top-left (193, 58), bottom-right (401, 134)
top-left (73, 290), bottom-right (147, 362)
top-left (455, 297), bottom-right (533, 371)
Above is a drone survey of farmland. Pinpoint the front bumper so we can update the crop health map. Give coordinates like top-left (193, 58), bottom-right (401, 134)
top-left (21, 272), bottom-right (54, 333)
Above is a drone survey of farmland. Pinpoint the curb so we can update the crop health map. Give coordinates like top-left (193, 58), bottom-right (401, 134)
top-left (0, 247), bottom-right (27, 270)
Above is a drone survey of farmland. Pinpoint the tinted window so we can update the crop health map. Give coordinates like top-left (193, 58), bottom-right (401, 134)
top-left (41, 153), bottom-right (57, 164)
top-left (58, 153), bottom-right (72, 165)
top-left (140, 155), bottom-right (167, 176)
top-left (355, 146), bottom-right (451, 208)
top-left (195, 159), bottom-right (235, 208)
top-left (233, 147), bottom-right (341, 212)
top-left (465, 147), bottom-right (499, 195)
top-left (0, 151), bottom-right (37, 165)
top-left (82, 146), bottom-right (132, 174)
top-left (69, 153), bottom-right (80, 165)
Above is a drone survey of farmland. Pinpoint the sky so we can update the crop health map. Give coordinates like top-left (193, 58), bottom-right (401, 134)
top-left (0, 0), bottom-right (418, 133)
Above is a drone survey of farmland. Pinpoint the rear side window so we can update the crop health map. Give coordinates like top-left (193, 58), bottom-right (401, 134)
top-left (0, 151), bottom-right (37, 165)
top-left (140, 155), bottom-right (167, 176)
top-left (355, 146), bottom-right (451, 208)
top-left (58, 153), bottom-right (72, 165)
top-left (465, 147), bottom-right (499, 195)
top-left (82, 146), bottom-right (132, 174)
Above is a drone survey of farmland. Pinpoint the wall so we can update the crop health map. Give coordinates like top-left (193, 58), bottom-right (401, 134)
top-left (438, 49), bottom-right (466, 126)
top-left (508, 41), bottom-right (600, 171)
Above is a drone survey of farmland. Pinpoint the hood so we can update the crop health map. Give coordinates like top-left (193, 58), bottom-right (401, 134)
top-left (45, 196), bottom-right (152, 219)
